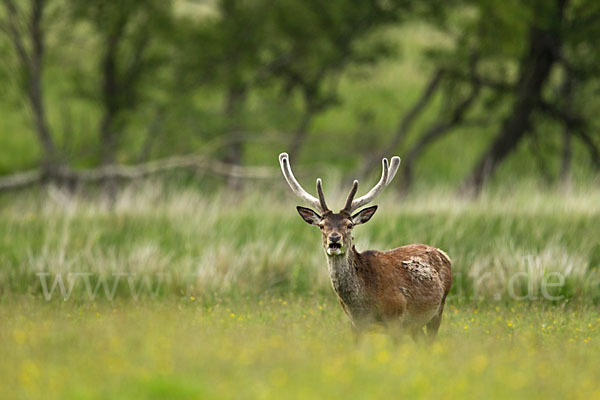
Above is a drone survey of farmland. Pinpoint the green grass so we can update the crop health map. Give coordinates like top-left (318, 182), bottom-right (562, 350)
top-left (1, 183), bottom-right (599, 300)
top-left (1, 184), bottom-right (599, 398)
top-left (1, 298), bottom-right (599, 399)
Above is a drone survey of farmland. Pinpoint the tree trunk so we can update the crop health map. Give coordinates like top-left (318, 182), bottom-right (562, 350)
top-left (288, 103), bottom-right (315, 159)
top-left (559, 71), bottom-right (573, 188)
top-left (98, 25), bottom-right (126, 199)
top-left (27, 0), bottom-right (57, 179)
top-left (559, 129), bottom-right (572, 186)
top-left (100, 29), bottom-right (123, 168)
top-left (462, 0), bottom-right (567, 195)
top-left (2, 0), bottom-right (57, 176)
top-left (137, 107), bottom-right (165, 163)
top-left (222, 85), bottom-right (247, 190)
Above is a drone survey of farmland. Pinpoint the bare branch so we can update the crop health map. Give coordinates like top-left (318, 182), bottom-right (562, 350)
top-left (361, 69), bottom-right (443, 176)
top-left (400, 64), bottom-right (483, 193)
top-left (537, 100), bottom-right (600, 169)
top-left (121, 33), bottom-right (150, 98)
top-left (538, 100), bottom-right (584, 128)
top-left (0, 170), bottom-right (41, 191)
top-left (0, 155), bottom-right (278, 192)
top-left (445, 67), bottom-right (514, 92)
top-left (2, 0), bottom-right (31, 69)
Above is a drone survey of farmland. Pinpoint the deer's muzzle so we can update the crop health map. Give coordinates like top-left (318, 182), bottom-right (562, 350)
top-left (327, 240), bottom-right (344, 256)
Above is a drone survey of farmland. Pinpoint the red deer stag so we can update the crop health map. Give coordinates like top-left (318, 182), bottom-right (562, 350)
top-left (279, 152), bottom-right (452, 341)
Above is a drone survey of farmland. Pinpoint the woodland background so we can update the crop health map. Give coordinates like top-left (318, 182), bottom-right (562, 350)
top-left (1, 0), bottom-right (598, 194)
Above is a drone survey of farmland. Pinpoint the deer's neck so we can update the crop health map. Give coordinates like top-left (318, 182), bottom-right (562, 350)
top-left (326, 247), bottom-right (366, 311)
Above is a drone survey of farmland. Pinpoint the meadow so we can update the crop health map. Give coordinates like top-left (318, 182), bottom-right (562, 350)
top-left (1, 183), bottom-right (599, 399)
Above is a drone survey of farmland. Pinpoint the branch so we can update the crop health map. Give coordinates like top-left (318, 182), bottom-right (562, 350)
top-left (538, 100), bottom-right (600, 170)
top-left (445, 67), bottom-right (514, 92)
top-left (392, 68), bottom-right (445, 149)
top-left (399, 78), bottom-right (482, 192)
top-left (407, 57), bottom-right (482, 157)
top-left (528, 128), bottom-right (554, 184)
top-left (571, 129), bottom-right (600, 170)
top-left (0, 170), bottom-right (41, 191)
top-left (538, 100), bottom-right (585, 128)
top-left (2, 0), bottom-right (31, 69)
top-left (121, 33), bottom-right (150, 100)
top-left (66, 155), bottom-right (277, 180)
top-left (361, 68), bottom-right (444, 176)
top-left (251, 52), bottom-right (296, 86)
top-left (0, 155), bottom-right (278, 192)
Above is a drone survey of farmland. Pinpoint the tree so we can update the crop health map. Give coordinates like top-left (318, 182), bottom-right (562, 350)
top-left (269, 0), bottom-right (412, 158)
top-left (176, 0), bottom-right (413, 188)
top-left (365, 0), bottom-right (600, 194)
top-left (462, 0), bottom-right (568, 193)
top-left (1, 0), bottom-right (57, 179)
top-left (70, 0), bottom-right (173, 168)
top-left (175, 0), bottom-right (277, 189)
top-left (454, 0), bottom-right (600, 193)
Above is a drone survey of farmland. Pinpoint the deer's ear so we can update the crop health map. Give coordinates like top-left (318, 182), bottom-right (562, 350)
top-left (296, 206), bottom-right (321, 226)
top-left (351, 205), bottom-right (378, 225)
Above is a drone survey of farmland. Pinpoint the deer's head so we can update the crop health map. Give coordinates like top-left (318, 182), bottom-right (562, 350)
top-left (279, 153), bottom-right (401, 257)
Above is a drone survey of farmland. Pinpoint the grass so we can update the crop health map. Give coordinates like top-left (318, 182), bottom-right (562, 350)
top-left (1, 182), bottom-right (599, 300)
top-left (1, 298), bottom-right (600, 399)
top-left (1, 183), bottom-right (599, 399)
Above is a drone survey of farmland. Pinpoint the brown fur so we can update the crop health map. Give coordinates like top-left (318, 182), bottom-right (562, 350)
top-left (354, 245), bottom-right (452, 332)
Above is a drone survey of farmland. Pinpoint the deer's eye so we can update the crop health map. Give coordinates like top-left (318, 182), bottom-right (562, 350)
top-left (347, 223), bottom-right (354, 229)
top-left (318, 223), bottom-right (325, 229)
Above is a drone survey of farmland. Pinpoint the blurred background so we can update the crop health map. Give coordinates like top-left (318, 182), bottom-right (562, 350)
top-left (1, 0), bottom-right (598, 195)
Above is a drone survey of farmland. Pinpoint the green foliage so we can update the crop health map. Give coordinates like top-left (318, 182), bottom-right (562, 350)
top-left (176, 0), bottom-right (273, 88)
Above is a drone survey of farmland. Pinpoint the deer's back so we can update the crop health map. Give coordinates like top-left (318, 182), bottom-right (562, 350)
top-left (357, 244), bottom-right (452, 323)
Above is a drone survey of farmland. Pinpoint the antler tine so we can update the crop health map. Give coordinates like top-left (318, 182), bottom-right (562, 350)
top-left (278, 152), bottom-right (324, 212)
top-left (343, 180), bottom-right (359, 212)
top-left (316, 178), bottom-right (330, 212)
top-left (350, 156), bottom-right (401, 212)
top-left (387, 156), bottom-right (401, 185)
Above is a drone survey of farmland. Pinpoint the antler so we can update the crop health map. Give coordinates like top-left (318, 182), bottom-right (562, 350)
top-left (343, 180), bottom-right (359, 211)
top-left (279, 153), bottom-right (329, 213)
top-left (344, 156), bottom-right (401, 212)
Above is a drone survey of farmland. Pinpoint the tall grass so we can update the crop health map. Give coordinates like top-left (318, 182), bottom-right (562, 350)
top-left (1, 182), bottom-right (598, 302)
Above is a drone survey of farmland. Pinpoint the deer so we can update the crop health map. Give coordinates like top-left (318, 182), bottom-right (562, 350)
top-left (279, 152), bottom-right (452, 341)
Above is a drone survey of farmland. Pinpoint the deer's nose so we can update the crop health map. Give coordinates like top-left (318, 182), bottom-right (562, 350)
top-left (329, 233), bottom-right (341, 243)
